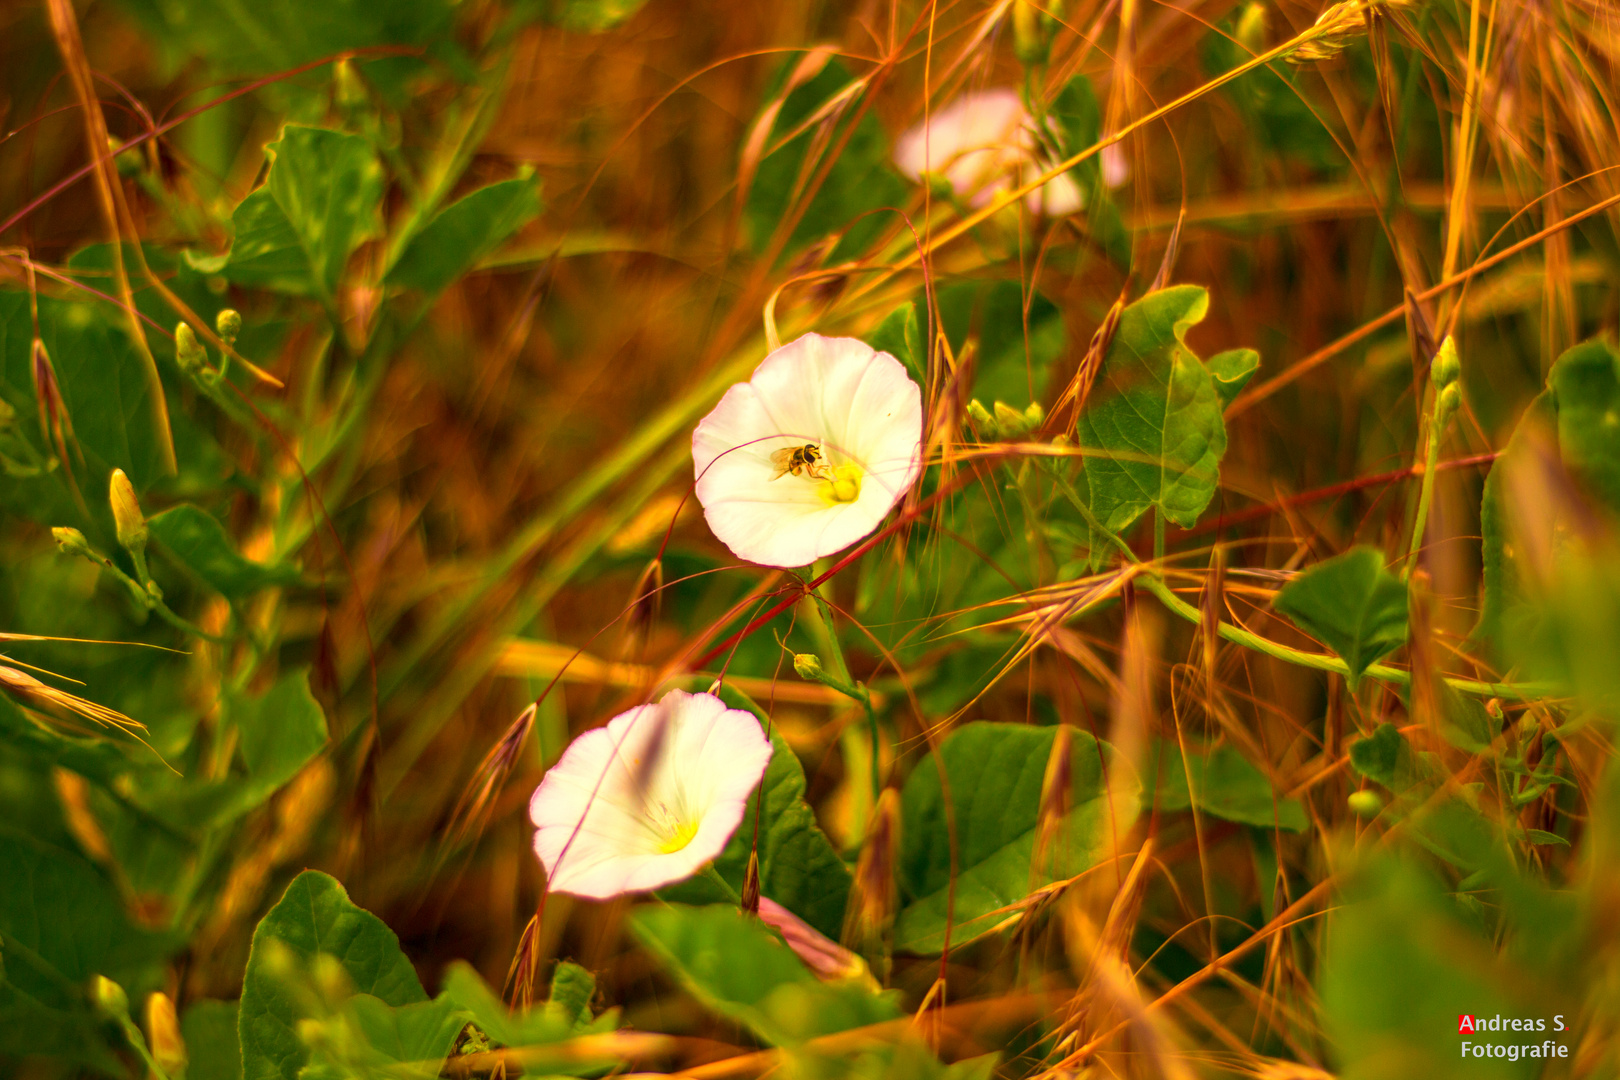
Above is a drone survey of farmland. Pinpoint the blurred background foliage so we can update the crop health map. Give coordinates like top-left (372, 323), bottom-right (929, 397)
top-left (0, 0), bottom-right (1618, 1076)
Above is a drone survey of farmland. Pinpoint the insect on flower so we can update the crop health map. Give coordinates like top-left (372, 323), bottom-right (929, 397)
top-left (530, 689), bottom-right (772, 899)
top-left (769, 443), bottom-right (830, 481)
top-left (693, 334), bottom-right (924, 568)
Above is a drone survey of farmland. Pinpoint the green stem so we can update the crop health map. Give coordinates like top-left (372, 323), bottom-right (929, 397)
top-left (1138, 574), bottom-right (1547, 701)
top-left (701, 862), bottom-right (742, 905)
top-left (1405, 397), bottom-right (1445, 580)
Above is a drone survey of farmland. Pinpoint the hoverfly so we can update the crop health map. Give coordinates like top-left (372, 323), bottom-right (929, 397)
top-left (769, 443), bottom-right (827, 481)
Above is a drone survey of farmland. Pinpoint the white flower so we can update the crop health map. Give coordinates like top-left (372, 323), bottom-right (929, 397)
top-left (692, 334), bottom-right (924, 568)
top-left (893, 89), bottom-right (1084, 216)
top-left (530, 689), bottom-right (772, 899)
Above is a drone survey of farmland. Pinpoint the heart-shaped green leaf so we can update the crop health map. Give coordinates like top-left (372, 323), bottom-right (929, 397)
top-left (630, 904), bottom-right (900, 1047)
top-left (240, 871), bottom-right (426, 1080)
top-left (896, 722), bottom-right (1137, 954)
top-left (1076, 286), bottom-right (1229, 564)
top-left (1274, 546), bottom-right (1408, 689)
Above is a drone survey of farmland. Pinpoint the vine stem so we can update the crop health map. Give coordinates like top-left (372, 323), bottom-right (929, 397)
top-left (1404, 397), bottom-right (1446, 580)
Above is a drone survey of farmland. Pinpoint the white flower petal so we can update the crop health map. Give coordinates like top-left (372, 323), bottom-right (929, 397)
top-left (895, 89), bottom-right (1083, 217)
top-left (693, 334), bottom-right (923, 567)
top-left (530, 690), bottom-right (773, 900)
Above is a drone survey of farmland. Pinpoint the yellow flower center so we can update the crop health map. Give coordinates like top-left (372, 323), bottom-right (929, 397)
top-left (817, 464), bottom-right (863, 505)
top-left (658, 820), bottom-right (701, 854)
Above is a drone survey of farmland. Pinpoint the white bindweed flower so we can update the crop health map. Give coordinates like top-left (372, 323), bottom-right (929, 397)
top-left (530, 689), bottom-right (772, 899)
top-left (893, 88), bottom-right (1083, 216)
top-left (692, 334), bottom-right (924, 568)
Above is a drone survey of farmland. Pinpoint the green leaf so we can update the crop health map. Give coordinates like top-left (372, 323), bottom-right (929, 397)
top-left (787, 1040), bottom-right (998, 1080)
top-left (868, 301), bottom-right (925, 385)
top-left (1050, 75), bottom-right (1132, 267)
top-left (1274, 546), bottom-right (1408, 690)
top-left (744, 57), bottom-right (908, 261)
top-left (1479, 339), bottom-right (1620, 661)
top-left (112, 0), bottom-right (459, 103)
top-left (388, 175), bottom-right (543, 295)
top-left (0, 827), bottom-right (176, 1071)
top-left (233, 668), bottom-right (329, 805)
top-left (240, 871), bottom-right (426, 1080)
top-left (440, 960), bottom-right (616, 1058)
top-left (1550, 338), bottom-right (1620, 510)
top-left (148, 504), bottom-right (303, 599)
top-left (266, 126), bottom-right (385, 299)
top-left (630, 904), bottom-right (902, 1047)
top-left (203, 188), bottom-right (314, 296)
top-left (1348, 723), bottom-right (1410, 791)
top-left (182, 1000), bottom-right (244, 1080)
top-left (1147, 742), bottom-right (1308, 831)
top-left (936, 280), bottom-right (1066, 409)
top-left (335, 994), bottom-right (465, 1079)
top-left (1478, 390), bottom-right (1553, 654)
top-left (553, 0), bottom-right (650, 33)
top-left (1320, 855), bottom-right (1536, 1079)
top-left (0, 294), bottom-right (172, 489)
top-left (547, 961), bottom-right (598, 1033)
top-left (660, 692), bottom-right (850, 939)
top-left (1207, 348), bottom-right (1259, 409)
top-left (216, 127), bottom-right (383, 299)
top-left (895, 722), bottom-right (1137, 954)
top-left (1524, 829), bottom-right (1569, 847)
top-left (1075, 286), bottom-right (1227, 555)
top-left (0, 827), bottom-right (175, 989)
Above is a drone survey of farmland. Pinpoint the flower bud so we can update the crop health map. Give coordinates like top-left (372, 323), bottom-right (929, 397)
top-left (145, 992), bottom-right (187, 1079)
top-left (1348, 790), bottom-right (1384, 818)
top-left (966, 398), bottom-right (997, 436)
top-left (215, 308), bottom-right (242, 346)
top-left (1437, 382), bottom-right (1462, 421)
top-left (175, 323), bottom-right (207, 375)
top-left (312, 953), bottom-right (353, 1004)
top-left (1012, 0), bottom-right (1049, 66)
top-left (109, 469), bottom-right (147, 552)
top-left (1236, 1), bottom-right (1266, 53)
top-left (1430, 336), bottom-right (1461, 388)
top-left (843, 788), bottom-right (900, 981)
top-left (109, 136), bottom-right (143, 178)
top-left (333, 59), bottom-right (367, 110)
top-left (53, 526), bottom-right (96, 559)
top-left (90, 974), bottom-right (129, 1018)
top-left (793, 653), bottom-right (824, 680)
top-left (994, 400), bottom-right (1028, 435)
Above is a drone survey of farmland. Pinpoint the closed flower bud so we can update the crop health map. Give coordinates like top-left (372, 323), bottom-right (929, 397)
top-left (215, 308), bottom-right (242, 346)
top-left (793, 653), bottom-right (824, 680)
top-left (1430, 336), bottom-right (1461, 387)
top-left (53, 526), bottom-right (95, 559)
top-left (175, 323), bottom-right (207, 374)
top-left (1437, 382), bottom-right (1462, 420)
top-left (109, 469), bottom-right (147, 552)
top-left (1348, 790), bottom-right (1384, 818)
top-left (967, 398), bottom-right (998, 436)
top-left (90, 974), bottom-right (129, 1018)
top-left (1236, 1), bottom-right (1266, 53)
top-left (145, 992), bottom-right (187, 1079)
top-left (1012, 0), bottom-right (1048, 66)
top-left (843, 787), bottom-right (900, 980)
top-left (312, 953), bottom-right (352, 1004)
top-left (994, 400), bottom-right (1027, 434)
top-left (333, 59), bottom-right (367, 110)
